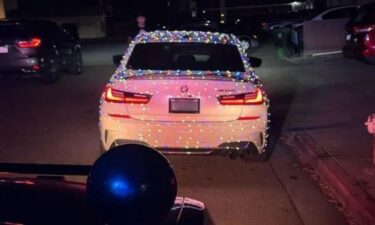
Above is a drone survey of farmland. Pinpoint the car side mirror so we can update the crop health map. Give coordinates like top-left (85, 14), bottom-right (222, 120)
top-left (248, 56), bottom-right (262, 67)
top-left (113, 54), bottom-right (123, 67)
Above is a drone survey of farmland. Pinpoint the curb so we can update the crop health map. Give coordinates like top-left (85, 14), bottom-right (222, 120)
top-left (288, 131), bottom-right (375, 225)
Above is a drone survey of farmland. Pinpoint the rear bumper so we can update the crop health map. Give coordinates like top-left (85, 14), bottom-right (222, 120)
top-left (110, 140), bottom-right (255, 155)
top-left (343, 43), bottom-right (375, 59)
top-left (99, 114), bottom-right (267, 154)
top-left (0, 57), bottom-right (40, 75)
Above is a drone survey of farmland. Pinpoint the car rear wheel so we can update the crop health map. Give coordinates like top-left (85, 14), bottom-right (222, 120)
top-left (69, 49), bottom-right (83, 75)
top-left (363, 57), bottom-right (375, 65)
top-left (40, 65), bottom-right (60, 84)
top-left (241, 144), bottom-right (269, 162)
top-left (99, 141), bottom-right (106, 155)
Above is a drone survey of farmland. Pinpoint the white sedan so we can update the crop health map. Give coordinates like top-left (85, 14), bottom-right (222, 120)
top-left (99, 31), bottom-right (269, 161)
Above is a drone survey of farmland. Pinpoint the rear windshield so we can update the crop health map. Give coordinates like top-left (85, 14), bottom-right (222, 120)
top-left (0, 24), bottom-right (34, 39)
top-left (126, 43), bottom-right (245, 72)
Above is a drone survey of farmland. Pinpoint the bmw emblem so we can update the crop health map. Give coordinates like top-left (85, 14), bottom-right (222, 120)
top-left (180, 85), bottom-right (189, 93)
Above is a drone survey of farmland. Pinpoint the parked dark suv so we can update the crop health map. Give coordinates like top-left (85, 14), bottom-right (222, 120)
top-left (0, 20), bottom-right (83, 83)
top-left (343, 2), bottom-right (375, 64)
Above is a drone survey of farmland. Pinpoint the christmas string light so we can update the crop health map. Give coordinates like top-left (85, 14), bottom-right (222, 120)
top-left (100, 30), bottom-right (270, 154)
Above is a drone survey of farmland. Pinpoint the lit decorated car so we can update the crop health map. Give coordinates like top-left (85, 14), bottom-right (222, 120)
top-left (99, 31), bottom-right (269, 161)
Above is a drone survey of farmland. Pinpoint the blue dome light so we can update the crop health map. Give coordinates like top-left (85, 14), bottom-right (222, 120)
top-left (109, 177), bottom-right (134, 197)
top-left (87, 144), bottom-right (177, 224)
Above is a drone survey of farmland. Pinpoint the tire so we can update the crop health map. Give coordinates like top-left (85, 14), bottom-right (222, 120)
top-left (255, 150), bottom-right (269, 162)
top-left (241, 133), bottom-right (269, 163)
top-left (40, 67), bottom-right (60, 84)
top-left (363, 57), bottom-right (375, 65)
top-left (241, 146), bottom-right (269, 162)
top-left (69, 48), bottom-right (83, 75)
top-left (99, 141), bottom-right (106, 155)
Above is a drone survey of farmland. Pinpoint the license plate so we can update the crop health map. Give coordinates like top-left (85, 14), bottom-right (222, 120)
top-left (0, 46), bottom-right (8, 54)
top-left (169, 98), bottom-right (200, 114)
top-left (346, 34), bottom-right (351, 41)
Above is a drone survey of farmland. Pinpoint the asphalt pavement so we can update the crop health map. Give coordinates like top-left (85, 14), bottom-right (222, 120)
top-left (283, 53), bottom-right (375, 225)
top-left (0, 41), bottom-right (350, 225)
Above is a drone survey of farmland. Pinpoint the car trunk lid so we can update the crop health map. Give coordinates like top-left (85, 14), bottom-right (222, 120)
top-left (112, 74), bottom-right (255, 122)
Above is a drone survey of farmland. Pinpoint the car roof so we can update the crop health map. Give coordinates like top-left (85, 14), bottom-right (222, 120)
top-left (323, 5), bottom-right (358, 13)
top-left (0, 19), bottom-right (57, 27)
top-left (134, 30), bottom-right (240, 45)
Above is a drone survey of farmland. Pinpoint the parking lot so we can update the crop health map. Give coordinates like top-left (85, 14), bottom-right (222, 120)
top-left (2, 40), bottom-right (373, 224)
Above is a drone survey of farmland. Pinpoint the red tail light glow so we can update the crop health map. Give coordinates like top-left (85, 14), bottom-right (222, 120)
top-left (104, 87), bottom-right (151, 104)
top-left (108, 113), bottom-right (131, 119)
top-left (218, 88), bottom-right (264, 105)
top-left (17, 37), bottom-right (42, 48)
top-left (32, 65), bottom-right (41, 70)
top-left (237, 116), bottom-right (261, 120)
top-left (365, 29), bottom-right (375, 46)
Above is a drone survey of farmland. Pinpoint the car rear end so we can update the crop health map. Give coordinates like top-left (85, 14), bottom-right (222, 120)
top-left (99, 34), bottom-right (268, 156)
top-left (343, 3), bottom-right (375, 63)
top-left (100, 75), bottom-right (267, 155)
top-left (0, 21), bottom-right (45, 76)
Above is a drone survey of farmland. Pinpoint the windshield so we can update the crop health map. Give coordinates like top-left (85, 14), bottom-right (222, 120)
top-left (0, 24), bottom-right (33, 39)
top-left (126, 43), bottom-right (245, 72)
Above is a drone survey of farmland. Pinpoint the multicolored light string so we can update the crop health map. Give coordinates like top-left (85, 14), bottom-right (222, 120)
top-left (101, 30), bottom-right (270, 153)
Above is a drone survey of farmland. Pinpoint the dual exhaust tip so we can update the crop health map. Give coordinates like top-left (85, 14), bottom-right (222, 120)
top-left (217, 143), bottom-right (262, 161)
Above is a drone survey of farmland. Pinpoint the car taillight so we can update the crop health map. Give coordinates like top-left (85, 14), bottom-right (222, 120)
top-left (104, 86), bottom-right (151, 104)
top-left (16, 37), bottom-right (42, 48)
top-left (365, 29), bottom-right (375, 46)
top-left (218, 88), bottom-right (264, 105)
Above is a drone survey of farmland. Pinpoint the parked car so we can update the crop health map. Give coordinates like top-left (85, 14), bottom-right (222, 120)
top-left (262, 10), bottom-right (311, 31)
top-left (271, 6), bottom-right (358, 57)
top-left (223, 17), bottom-right (266, 42)
top-left (0, 20), bottom-right (83, 83)
top-left (267, 6), bottom-right (357, 32)
top-left (310, 5), bottom-right (358, 21)
top-left (343, 2), bottom-right (375, 64)
top-left (179, 20), bottom-right (219, 32)
top-left (179, 19), bottom-right (261, 48)
top-left (291, 5), bottom-right (358, 28)
top-left (101, 31), bottom-right (269, 161)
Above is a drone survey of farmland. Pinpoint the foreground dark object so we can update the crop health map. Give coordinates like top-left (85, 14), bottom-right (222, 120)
top-left (0, 144), bottom-right (207, 225)
top-left (87, 144), bottom-right (178, 225)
